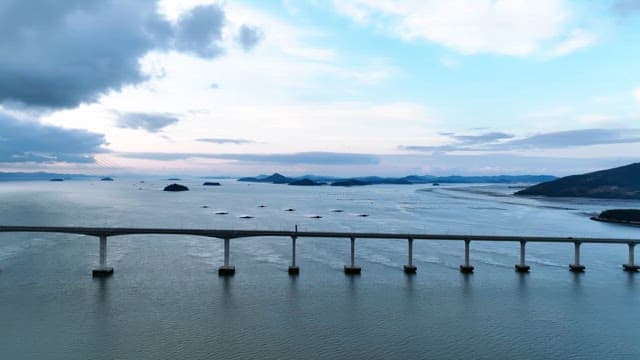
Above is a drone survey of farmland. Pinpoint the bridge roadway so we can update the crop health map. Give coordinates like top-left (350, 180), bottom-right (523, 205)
top-left (0, 225), bottom-right (638, 276)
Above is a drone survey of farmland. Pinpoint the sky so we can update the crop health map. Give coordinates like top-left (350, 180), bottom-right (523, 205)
top-left (0, 0), bottom-right (639, 177)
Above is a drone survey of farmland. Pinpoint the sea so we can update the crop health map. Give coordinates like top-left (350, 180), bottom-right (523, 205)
top-left (0, 179), bottom-right (639, 359)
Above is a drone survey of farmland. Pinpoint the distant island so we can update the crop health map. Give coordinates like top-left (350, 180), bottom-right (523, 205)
top-left (515, 162), bottom-right (640, 200)
top-left (0, 172), bottom-right (95, 182)
top-left (164, 183), bottom-right (189, 192)
top-left (101, 177), bottom-right (114, 181)
top-left (203, 182), bottom-right (221, 186)
top-left (238, 173), bottom-right (554, 187)
top-left (591, 209), bottom-right (640, 226)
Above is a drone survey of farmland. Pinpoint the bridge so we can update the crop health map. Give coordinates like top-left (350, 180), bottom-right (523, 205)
top-left (0, 225), bottom-right (638, 277)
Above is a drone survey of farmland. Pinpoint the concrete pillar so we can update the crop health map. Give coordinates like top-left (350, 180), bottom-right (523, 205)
top-left (404, 238), bottom-right (417, 274)
top-left (569, 241), bottom-right (585, 272)
top-left (92, 235), bottom-right (114, 277)
top-left (218, 238), bottom-right (235, 276)
top-left (459, 239), bottom-right (474, 273)
top-left (288, 236), bottom-right (299, 275)
top-left (344, 237), bottom-right (361, 274)
top-left (623, 243), bottom-right (640, 272)
top-left (515, 240), bottom-right (530, 273)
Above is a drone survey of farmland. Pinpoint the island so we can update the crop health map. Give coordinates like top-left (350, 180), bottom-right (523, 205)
top-left (202, 182), bottom-right (221, 186)
top-left (288, 179), bottom-right (324, 186)
top-left (516, 162), bottom-right (640, 200)
top-left (101, 177), bottom-right (114, 181)
top-left (237, 172), bottom-right (555, 186)
top-left (591, 209), bottom-right (640, 226)
top-left (49, 178), bottom-right (64, 182)
top-left (163, 183), bottom-right (189, 192)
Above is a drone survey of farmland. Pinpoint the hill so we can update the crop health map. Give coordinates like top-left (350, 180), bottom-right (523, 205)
top-left (515, 163), bottom-right (640, 199)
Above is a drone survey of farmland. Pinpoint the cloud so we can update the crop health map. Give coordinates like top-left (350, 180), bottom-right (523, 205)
top-left (115, 112), bottom-right (179, 132)
top-left (0, 1), bottom-right (249, 109)
top-left (237, 24), bottom-right (264, 51)
top-left (0, 112), bottom-right (105, 163)
top-left (331, 0), bottom-right (594, 57)
top-left (197, 138), bottom-right (255, 145)
top-left (402, 129), bottom-right (640, 152)
top-left (634, 88), bottom-right (640, 102)
top-left (117, 151), bottom-right (380, 165)
top-left (174, 4), bottom-right (225, 58)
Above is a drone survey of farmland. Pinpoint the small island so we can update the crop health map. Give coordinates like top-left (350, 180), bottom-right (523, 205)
top-left (163, 183), bottom-right (189, 192)
top-left (101, 177), bottom-right (114, 181)
top-left (330, 179), bottom-right (370, 187)
top-left (49, 178), bottom-right (64, 182)
top-left (591, 209), bottom-right (640, 226)
top-left (288, 179), bottom-right (324, 186)
top-left (203, 182), bottom-right (221, 186)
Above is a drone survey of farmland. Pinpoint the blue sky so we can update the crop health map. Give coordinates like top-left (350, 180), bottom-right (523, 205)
top-left (0, 0), bottom-right (639, 176)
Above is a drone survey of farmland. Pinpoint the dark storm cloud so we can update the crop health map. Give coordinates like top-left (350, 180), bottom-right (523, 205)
top-left (115, 112), bottom-right (179, 132)
top-left (0, 112), bottom-right (106, 163)
top-left (197, 138), bottom-right (254, 145)
top-left (237, 24), bottom-right (264, 51)
top-left (402, 129), bottom-right (640, 152)
top-left (174, 5), bottom-right (225, 58)
top-left (0, 1), bottom-right (252, 109)
top-left (117, 151), bottom-right (380, 165)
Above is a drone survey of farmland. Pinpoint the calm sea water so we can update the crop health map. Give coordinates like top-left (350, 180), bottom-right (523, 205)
top-left (1, 179), bottom-right (639, 359)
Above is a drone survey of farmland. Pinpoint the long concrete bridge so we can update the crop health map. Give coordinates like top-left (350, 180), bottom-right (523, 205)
top-left (0, 225), bottom-right (638, 277)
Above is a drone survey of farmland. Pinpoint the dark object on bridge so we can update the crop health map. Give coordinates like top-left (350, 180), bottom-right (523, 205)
top-left (515, 264), bottom-right (530, 273)
top-left (344, 265), bottom-right (361, 275)
top-left (203, 182), bottom-right (221, 186)
top-left (163, 183), bottom-right (189, 192)
top-left (49, 178), bottom-right (64, 182)
top-left (403, 265), bottom-right (417, 274)
top-left (218, 266), bottom-right (235, 276)
top-left (288, 178), bottom-right (324, 186)
top-left (515, 162), bottom-right (640, 200)
top-left (92, 267), bottom-right (114, 277)
top-left (623, 264), bottom-right (640, 272)
top-left (459, 265), bottom-right (474, 274)
top-left (569, 264), bottom-right (585, 272)
top-left (591, 209), bottom-right (640, 226)
top-left (100, 177), bottom-right (114, 181)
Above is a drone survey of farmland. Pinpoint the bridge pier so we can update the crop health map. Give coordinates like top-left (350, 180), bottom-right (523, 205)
top-left (92, 235), bottom-right (114, 277)
top-left (460, 239), bottom-right (474, 273)
top-left (218, 238), bottom-right (235, 276)
top-left (515, 240), bottom-right (530, 273)
top-left (569, 241), bottom-right (585, 272)
top-left (404, 238), bottom-right (417, 274)
top-left (288, 236), bottom-right (299, 275)
top-left (623, 243), bottom-right (640, 272)
top-left (344, 237), bottom-right (361, 274)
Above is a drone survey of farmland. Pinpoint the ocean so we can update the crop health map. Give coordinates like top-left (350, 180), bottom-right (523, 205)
top-left (1, 179), bottom-right (639, 359)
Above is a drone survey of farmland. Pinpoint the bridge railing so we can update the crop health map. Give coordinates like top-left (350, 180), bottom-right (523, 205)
top-left (0, 225), bottom-right (638, 277)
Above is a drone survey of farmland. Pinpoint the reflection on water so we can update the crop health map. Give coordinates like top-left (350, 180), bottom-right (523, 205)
top-left (0, 180), bottom-right (639, 359)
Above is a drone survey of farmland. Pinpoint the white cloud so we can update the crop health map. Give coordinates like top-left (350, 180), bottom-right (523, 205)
top-left (634, 88), bottom-right (640, 102)
top-left (331, 0), bottom-right (595, 57)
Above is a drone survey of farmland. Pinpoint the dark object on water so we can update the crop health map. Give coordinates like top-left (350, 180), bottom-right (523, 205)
top-left (306, 215), bottom-right (322, 219)
top-left (257, 204), bottom-right (266, 208)
top-left (167, 178), bottom-right (181, 181)
top-left (591, 209), bottom-right (640, 226)
top-left (239, 215), bottom-right (254, 219)
top-left (202, 205), bottom-right (209, 208)
top-left (163, 183), bottom-right (189, 192)
top-left (432, 183), bottom-right (440, 186)
top-left (203, 182), bottom-right (221, 186)
top-left (49, 178), bottom-right (64, 182)
top-left (284, 208), bottom-right (295, 212)
top-left (215, 211), bottom-right (228, 215)
top-left (357, 214), bottom-right (369, 217)
top-left (288, 178), bottom-right (324, 186)
top-left (101, 177), bottom-right (114, 181)
top-left (515, 162), bottom-right (640, 200)
top-left (331, 209), bottom-right (344, 213)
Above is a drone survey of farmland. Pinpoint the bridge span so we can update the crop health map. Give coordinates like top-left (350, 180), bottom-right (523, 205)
top-left (0, 225), bottom-right (638, 276)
